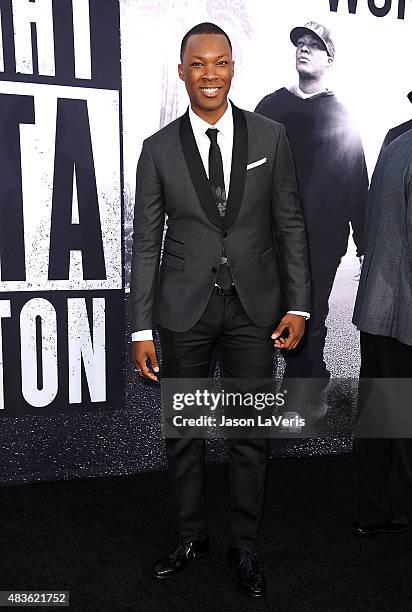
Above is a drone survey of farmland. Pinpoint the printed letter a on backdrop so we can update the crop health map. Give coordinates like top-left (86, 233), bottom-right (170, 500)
top-left (48, 98), bottom-right (106, 281)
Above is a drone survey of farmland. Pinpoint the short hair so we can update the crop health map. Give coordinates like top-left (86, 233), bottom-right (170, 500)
top-left (180, 22), bottom-right (232, 62)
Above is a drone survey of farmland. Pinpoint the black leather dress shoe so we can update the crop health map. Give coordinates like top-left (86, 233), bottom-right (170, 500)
top-left (153, 537), bottom-right (209, 578)
top-left (227, 547), bottom-right (266, 598)
top-left (353, 521), bottom-right (409, 537)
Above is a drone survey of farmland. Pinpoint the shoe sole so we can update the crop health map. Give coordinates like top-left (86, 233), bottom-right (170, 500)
top-left (238, 586), bottom-right (266, 598)
top-left (353, 526), bottom-right (409, 538)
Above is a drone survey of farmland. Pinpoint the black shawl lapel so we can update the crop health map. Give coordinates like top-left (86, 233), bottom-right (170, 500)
top-left (179, 104), bottom-right (248, 229)
top-left (179, 110), bottom-right (222, 228)
top-left (223, 103), bottom-right (247, 229)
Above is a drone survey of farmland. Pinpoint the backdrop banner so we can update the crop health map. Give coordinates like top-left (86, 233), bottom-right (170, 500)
top-left (1, 0), bottom-right (411, 482)
top-left (0, 0), bottom-right (124, 416)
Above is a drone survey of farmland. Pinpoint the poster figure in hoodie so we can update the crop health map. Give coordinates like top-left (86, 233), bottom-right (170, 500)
top-left (255, 21), bottom-right (368, 418)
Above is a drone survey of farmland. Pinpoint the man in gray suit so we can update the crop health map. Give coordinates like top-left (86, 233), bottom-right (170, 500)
top-left (352, 128), bottom-right (412, 537)
top-left (131, 23), bottom-right (311, 596)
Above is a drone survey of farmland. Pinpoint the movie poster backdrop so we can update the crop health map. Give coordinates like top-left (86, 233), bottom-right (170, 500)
top-left (1, 0), bottom-right (410, 483)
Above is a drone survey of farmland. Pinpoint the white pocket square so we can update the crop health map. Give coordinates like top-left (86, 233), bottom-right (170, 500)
top-left (247, 157), bottom-right (267, 170)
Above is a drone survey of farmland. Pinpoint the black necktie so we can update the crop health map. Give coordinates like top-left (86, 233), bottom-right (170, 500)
top-left (205, 128), bottom-right (232, 289)
top-left (206, 128), bottom-right (227, 218)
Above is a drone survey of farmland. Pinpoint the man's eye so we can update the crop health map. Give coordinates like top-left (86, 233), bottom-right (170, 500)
top-left (191, 62), bottom-right (203, 67)
top-left (217, 60), bottom-right (228, 65)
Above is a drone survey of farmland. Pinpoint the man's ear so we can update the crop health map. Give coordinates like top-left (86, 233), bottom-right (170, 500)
top-left (178, 63), bottom-right (184, 81)
top-left (326, 56), bottom-right (333, 68)
top-left (231, 59), bottom-right (235, 78)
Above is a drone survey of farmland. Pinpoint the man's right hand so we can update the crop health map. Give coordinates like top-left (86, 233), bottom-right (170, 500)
top-left (132, 340), bottom-right (159, 381)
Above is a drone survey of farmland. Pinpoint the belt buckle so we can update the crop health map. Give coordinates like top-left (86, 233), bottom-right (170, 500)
top-left (215, 284), bottom-right (234, 296)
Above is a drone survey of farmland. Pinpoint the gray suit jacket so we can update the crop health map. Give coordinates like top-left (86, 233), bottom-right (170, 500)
top-left (131, 104), bottom-right (311, 333)
top-left (353, 129), bottom-right (412, 346)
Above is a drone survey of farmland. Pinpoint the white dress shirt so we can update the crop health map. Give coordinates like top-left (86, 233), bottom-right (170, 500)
top-left (132, 103), bottom-right (309, 342)
top-left (188, 102), bottom-right (233, 194)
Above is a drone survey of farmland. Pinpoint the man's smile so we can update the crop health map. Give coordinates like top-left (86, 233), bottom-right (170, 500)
top-left (199, 86), bottom-right (222, 97)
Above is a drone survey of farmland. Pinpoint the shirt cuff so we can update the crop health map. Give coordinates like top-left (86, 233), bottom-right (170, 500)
top-left (287, 310), bottom-right (310, 320)
top-left (132, 330), bottom-right (153, 341)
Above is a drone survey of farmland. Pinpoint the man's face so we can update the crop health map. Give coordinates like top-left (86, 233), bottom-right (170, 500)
top-left (295, 34), bottom-right (332, 79)
top-left (178, 33), bottom-right (234, 120)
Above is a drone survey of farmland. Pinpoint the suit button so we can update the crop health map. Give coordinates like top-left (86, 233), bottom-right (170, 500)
top-left (222, 231), bottom-right (228, 238)
top-left (211, 266), bottom-right (217, 273)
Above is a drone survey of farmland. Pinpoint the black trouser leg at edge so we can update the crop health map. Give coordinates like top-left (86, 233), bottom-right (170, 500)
top-left (354, 331), bottom-right (412, 523)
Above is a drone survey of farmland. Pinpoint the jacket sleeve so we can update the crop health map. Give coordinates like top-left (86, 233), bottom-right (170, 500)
top-left (271, 124), bottom-right (311, 313)
top-left (130, 139), bottom-right (165, 331)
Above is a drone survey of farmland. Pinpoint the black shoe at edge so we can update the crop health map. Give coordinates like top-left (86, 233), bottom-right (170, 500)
top-left (227, 546), bottom-right (266, 598)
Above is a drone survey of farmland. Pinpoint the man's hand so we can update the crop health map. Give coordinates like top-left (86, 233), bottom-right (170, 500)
top-left (132, 340), bottom-right (159, 381)
top-left (271, 313), bottom-right (306, 350)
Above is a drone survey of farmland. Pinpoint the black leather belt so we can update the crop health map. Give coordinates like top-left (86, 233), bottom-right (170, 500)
top-left (213, 284), bottom-right (237, 296)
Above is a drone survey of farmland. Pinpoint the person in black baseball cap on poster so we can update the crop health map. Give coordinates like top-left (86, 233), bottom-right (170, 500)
top-left (290, 21), bottom-right (336, 60)
top-left (255, 21), bottom-right (368, 423)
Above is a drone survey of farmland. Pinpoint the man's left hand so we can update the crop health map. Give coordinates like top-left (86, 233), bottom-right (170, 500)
top-left (271, 314), bottom-right (306, 350)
